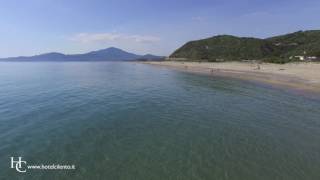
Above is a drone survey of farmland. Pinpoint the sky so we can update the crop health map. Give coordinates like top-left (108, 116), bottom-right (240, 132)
top-left (0, 0), bottom-right (319, 57)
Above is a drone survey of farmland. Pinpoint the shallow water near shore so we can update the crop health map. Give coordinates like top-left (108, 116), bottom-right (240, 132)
top-left (0, 62), bottom-right (320, 179)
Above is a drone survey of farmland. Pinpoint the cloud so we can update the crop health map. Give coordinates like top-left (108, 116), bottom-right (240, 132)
top-left (70, 32), bottom-right (160, 44)
top-left (191, 16), bottom-right (206, 22)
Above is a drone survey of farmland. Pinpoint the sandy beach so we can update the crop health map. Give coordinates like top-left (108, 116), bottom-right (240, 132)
top-left (142, 61), bottom-right (320, 95)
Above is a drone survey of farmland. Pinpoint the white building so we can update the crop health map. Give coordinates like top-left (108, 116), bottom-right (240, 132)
top-left (294, 56), bottom-right (305, 61)
top-left (307, 56), bottom-right (317, 60)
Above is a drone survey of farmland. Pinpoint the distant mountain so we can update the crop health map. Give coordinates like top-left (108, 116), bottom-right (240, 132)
top-left (170, 30), bottom-right (320, 63)
top-left (0, 47), bottom-right (164, 62)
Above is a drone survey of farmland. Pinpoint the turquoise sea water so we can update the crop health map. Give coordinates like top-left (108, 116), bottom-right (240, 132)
top-left (0, 62), bottom-right (319, 180)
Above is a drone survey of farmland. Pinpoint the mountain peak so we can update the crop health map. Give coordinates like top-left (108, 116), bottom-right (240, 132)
top-left (88, 47), bottom-right (127, 54)
top-left (106, 47), bottom-right (121, 50)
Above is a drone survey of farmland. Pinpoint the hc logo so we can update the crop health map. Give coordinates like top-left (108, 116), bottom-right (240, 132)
top-left (10, 157), bottom-right (27, 173)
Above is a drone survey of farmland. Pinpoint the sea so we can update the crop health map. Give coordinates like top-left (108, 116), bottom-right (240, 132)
top-left (0, 62), bottom-right (319, 179)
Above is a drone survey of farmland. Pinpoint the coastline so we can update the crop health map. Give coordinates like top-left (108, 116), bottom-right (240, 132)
top-left (141, 61), bottom-right (320, 96)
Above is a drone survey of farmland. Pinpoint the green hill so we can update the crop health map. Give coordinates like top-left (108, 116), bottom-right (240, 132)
top-left (170, 30), bottom-right (320, 63)
top-left (267, 30), bottom-right (320, 57)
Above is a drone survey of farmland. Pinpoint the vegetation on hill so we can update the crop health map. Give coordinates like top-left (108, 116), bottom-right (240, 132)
top-left (170, 30), bottom-right (320, 63)
top-left (267, 30), bottom-right (320, 57)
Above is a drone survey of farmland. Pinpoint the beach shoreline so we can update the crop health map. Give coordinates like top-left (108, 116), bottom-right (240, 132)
top-left (141, 61), bottom-right (320, 96)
